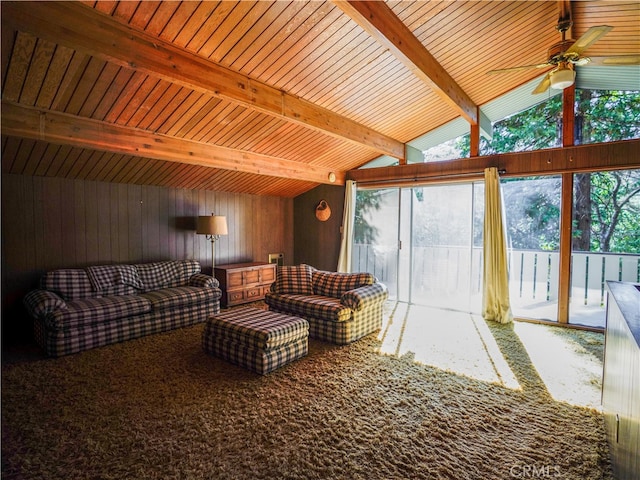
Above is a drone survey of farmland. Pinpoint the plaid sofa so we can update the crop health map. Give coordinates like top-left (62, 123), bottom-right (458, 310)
top-left (23, 260), bottom-right (222, 357)
top-left (264, 264), bottom-right (388, 344)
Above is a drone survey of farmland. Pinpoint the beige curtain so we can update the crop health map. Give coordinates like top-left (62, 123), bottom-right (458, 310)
top-left (483, 167), bottom-right (513, 324)
top-left (337, 180), bottom-right (357, 273)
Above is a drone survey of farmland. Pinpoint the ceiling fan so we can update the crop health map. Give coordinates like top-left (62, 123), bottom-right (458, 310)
top-left (488, 10), bottom-right (640, 94)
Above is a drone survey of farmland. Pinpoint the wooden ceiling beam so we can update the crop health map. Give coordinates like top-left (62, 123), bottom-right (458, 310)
top-left (1, 1), bottom-right (405, 161)
top-left (348, 139), bottom-right (640, 187)
top-left (334, 0), bottom-right (478, 125)
top-left (1, 101), bottom-right (344, 185)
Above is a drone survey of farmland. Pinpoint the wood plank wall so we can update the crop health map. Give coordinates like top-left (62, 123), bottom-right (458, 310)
top-left (294, 184), bottom-right (346, 272)
top-left (1, 173), bottom-right (293, 341)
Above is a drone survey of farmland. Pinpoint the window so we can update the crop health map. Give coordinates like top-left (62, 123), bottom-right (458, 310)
top-left (570, 169), bottom-right (640, 328)
top-left (351, 171), bottom-right (639, 328)
top-left (422, 135), bottom-right (469, 162)
top-left (575, 90), bottom-right (640, 145)
top-left (353, 90), bottom-right (639, 328)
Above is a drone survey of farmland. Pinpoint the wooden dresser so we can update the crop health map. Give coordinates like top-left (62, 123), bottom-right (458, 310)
top-left (214, 262), bottom-right (276, 307)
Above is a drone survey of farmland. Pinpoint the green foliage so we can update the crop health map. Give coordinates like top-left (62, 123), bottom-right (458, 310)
top-left (590, 171), bottom-right (640, 253)
top-left (500, 171), bottom-right (640, 253)
top-left (577, 90), bottom-right (640, 143)
top-left (455, 95), bottom-right (563, 157)
top-left (457, 89), bottom-right (640, 253)
top-left (482, 95), bottom-right (563, 155)
top-left (501, 177), bottom-right (562, 251)
top-left (456, 90), bottom-right (640, 155)
top-left (354, 190), bottom-right (382, 244)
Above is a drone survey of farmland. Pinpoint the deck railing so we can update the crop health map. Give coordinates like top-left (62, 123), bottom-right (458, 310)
top-left (352, 243), bottom-right (640, 308)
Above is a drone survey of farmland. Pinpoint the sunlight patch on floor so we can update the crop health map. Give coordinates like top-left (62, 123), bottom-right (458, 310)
top-left (376, 302), bottom-right (605, 408)
top-left (514, 321), bottom-right (603, 409)
top-left (378, 302), bottom-right (519, 389)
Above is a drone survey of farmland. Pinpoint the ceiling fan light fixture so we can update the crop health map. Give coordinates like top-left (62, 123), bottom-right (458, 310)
top-left (549, 64), bottom-right (575, 90)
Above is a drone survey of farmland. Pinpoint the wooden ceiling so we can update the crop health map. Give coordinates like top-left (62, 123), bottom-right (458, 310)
top-left (2, 1), bottom-right (639, 197)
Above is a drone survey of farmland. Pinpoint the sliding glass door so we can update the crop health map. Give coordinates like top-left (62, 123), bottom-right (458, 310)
top-left (352, 177), bottom-right (563, 320)
top-left (352, 182), bottom-right (482, 313)
top-left (501, 176), bottom-right (562, 322)
top-left (351, 188), bottom-right (399, 299)
top-left (410, 183), bottom-right (481, 312)
top-left (351, 169), bottom-right (638, 328)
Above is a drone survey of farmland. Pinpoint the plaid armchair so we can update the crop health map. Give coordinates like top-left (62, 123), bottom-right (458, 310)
top-left (265, 264), bottom-right (388, 344)
top-left (24, 260), bottom-right (221, 357)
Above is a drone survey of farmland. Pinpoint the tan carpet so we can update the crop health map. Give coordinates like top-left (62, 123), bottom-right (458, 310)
top-left (2, 315), bottom-right (611, 480)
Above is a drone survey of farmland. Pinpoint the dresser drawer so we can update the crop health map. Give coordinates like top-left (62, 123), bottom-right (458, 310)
top-left (227, 290), bottom-right (245, 305)
top-left (245, 287), bottom-right (262, 300)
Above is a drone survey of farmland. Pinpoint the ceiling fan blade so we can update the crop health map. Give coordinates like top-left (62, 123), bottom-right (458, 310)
top-left (487, 63), bottom-right (552, 75)
top-left (532, 73), bottom-right (552, 95)
top-left (565, 25), bottom-right (613, 56)
top-left (586, 55), bottom-right (640, 66)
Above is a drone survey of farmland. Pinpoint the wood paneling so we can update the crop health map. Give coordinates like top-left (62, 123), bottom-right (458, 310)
top-left (1, 173), bottom-right (293, 342)
top-left (2, 1), bottom-right (403, 158)
top-left (294, 184), bottom-right (345, 272)
top-left (335, 1), bottom-right (478, 125)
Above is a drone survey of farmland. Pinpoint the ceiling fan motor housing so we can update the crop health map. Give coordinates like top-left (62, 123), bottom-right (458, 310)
top-left (548, 40), bottom-right (578, 63)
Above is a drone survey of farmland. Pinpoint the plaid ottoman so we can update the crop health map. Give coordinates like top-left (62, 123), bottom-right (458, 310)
top-left (202, 307), bottom-right (309, 375)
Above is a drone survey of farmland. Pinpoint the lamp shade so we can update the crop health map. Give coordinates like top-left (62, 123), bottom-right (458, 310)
top-left (197, 215), bottom-right (228, 236)
top-left (549, 66), bottom-right (575, 90)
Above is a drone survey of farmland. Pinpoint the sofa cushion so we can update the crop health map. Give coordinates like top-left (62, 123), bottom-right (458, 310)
top-left (181, 259), bottom-right (202, 277)
top-left (41, 269), bottom-right (97, 300)
top-left (265, 293), bottom-right (352, 322)
top-left (274, 265), bottom-right (314, 295)
top-left (46, 295), bottom-right (151, 330)
top-left (134, 260), bottom-right (202, 292)
top-left (135, 261), bottom-right (184, 292)
top-left (86, 264), bottom-right (143, 291)
top-left (41, 268), bottom-right (139, 300)
top-left (312, 271), bottom-right (375, 298)
top-left (140, 286), bottom-right (220, 311)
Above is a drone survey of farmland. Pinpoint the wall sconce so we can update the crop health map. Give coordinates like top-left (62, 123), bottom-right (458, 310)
top-left (197, 213), bottom-right (228, 272)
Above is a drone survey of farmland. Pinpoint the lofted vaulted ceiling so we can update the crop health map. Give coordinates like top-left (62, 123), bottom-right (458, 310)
top-left (2, 1), bottom-right (639, 197)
